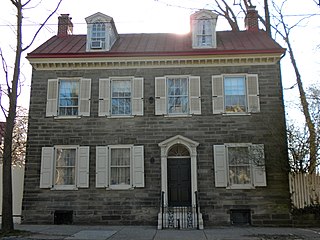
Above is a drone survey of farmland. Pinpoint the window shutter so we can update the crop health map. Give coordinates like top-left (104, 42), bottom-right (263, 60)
top-left (132, 146), bottom-right (145, 188)
top-left (212, 75), bottom-right (224, 114)
top-left (79, 79), bottom-right (91, 116)
top-left (98, 78), bottom-right (110, 117)
top-left (251, 144), bottom-right (267, 187)
top-left (155, 77), bottom-right (167, 115)
top-left (77, 146), bottom-right (90, 188)
top-left (96, 146), bottom-right (108, 188)
top-left (40, 147), bottom-right (54, 188)
top-left (247, 74), bottom-right (260, 113)
top-left (46, 79), bottom-right (58, 117)
top-left (132, 78), bottom-right (144, 116)
top-left (189, 76), bottom-right (201, 115)
top-left (213, 145), bottom-right (227, 187)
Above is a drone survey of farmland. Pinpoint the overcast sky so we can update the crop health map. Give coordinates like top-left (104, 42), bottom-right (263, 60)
top-left (0, 0), bottom-right (319, 122)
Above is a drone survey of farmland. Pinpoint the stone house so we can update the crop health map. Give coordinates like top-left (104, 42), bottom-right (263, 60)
top-left (23, 8), bottom-right (291, 228)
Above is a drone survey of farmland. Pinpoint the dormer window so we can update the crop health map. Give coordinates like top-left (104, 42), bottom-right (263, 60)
top-left (91, 22), bottom-right (106, 49)
top-left (198, 19), bottom-right (213, 47)
top-left (191, 10), bottom-right (218, 49)
top-left (85, 12), bottom-right (119, 52)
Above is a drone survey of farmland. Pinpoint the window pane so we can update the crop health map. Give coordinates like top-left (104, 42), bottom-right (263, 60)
top-left (110, 148), bottom-right (130, 186)
top-left (111, 80), bottom-right (132, 115)
top-left (224, 77), bottom-right (246, 113)
top-left (58, 80), bottom-right (79, 116)
top-left (55, 148), bottom-right (76, 186)
top-left (167, 78), bottom-right (188, 114)
top-left (92, 22), bottom-right (106, 42)
top-left (228, 147), bottom-right (251, 185)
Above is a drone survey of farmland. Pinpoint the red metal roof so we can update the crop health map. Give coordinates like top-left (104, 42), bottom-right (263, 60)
top-left (27, 31), bottom-right (285, 59)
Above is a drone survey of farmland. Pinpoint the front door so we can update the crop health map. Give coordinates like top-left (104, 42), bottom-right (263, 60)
top-left (167, 158), bottom-right (191, 207)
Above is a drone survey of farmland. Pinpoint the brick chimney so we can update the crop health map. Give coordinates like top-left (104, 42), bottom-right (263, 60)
top-left (245, 6), bottom-right (259, 32)
top-left (57, 14), bottom-right (73, 37)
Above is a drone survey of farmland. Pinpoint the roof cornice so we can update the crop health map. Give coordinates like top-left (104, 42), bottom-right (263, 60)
top-left (28, 53), bottom-right (283, 70)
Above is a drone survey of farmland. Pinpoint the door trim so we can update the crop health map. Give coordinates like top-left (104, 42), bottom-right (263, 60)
top-left (158, 135), bottom-right (199, 206)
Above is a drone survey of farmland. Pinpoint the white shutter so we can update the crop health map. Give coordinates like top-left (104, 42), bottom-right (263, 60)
top-left (40, 147), bottom-right (54, 188)
top-left (79, 79), bottom-right (91, 116)
top-left (96, 146), bottom-right (108, 188)
top-left (247, 74), bottom-right (260, 113)
top-left (132, 146), bottom-right (145, 188)
top-left (189, 76), bottom-right (201, 115)
top-left (212, 75), bottom-right (224, 114)
top-left (155, 77), bottom-right (166, 115)
top-left (213, 145), bottom-right (228, 187)
top-left (132, 78), bottom-right (144, 116)
top-left (77, 146), bottom-right (90, 188)
top-left (46, 79), bottom-right (58, 117)
top-left (98, 78), bottom-right (110, 117)
top-left (251, 144), bottom-right (267, 187)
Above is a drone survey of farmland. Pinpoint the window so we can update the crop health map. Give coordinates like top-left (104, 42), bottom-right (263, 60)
top-left (96, 145), bottom-right (144, 189)
top-left (191, 10), bottom-right (218, 49)
top-left (85, 13), bottom-right (119, 52)
top-left (197, 20), bottom-right (213, 47)
top-left (212, 74), bottom-right (260, 114)
top-left (58, 80), bottom-right (79, 116)
top-left (40, 146), bottom-right (89, 190)
top-left (155, 76), bottom-right (201, 116)
top-left (213, 144), bottom-right (266, 189)
top-left (91, 22), bottom-right (106, 49)
top-left (46, 78), bottom-right (91, 118)
top-left (111, 80), bottom-right (131, 115)
top-left (98, 77), bottom-right (143, 117)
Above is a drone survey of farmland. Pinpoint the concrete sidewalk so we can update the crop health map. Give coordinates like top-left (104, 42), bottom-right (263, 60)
top-left (4, 225), bottom-right (320, 240)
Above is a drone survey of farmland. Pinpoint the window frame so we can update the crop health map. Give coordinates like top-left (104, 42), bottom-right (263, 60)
top-left (58, 79), bottom-right (80, 117)
top-left (224, 75), bottom-right (247, 114)
top-left (167, 76), bottom-right (189, 115)
top-left (108, 145), bottom-right (133, 190)
top-left (213, 143), bottom-right (266, 189)
top-left (110, 78), bottom-right (133, 116)
top-left (212, 74), bottom-right (260, 115)
top-left (53, 145), bottom-right (78, 190)
top-left (98, 77), bottom-right (144, 118)
top-left (225, 143), bottom-right (253, 189)
top-left (96, 145), bottom-right (145, 190)
top-left (155, 75), bottom-right (201, 117)
top-left (46, 78), bottom-right (91, 118)
top-left (40, 145), bottom-right (90, 191)
top-left (196, 19), bottom-right (213, 47)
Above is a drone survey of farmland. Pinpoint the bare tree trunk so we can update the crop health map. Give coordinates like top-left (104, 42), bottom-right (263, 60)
top-left (264, 0), bottom-right (271, 36)
top-left (2, 0), bottom-right (22, 232)
top-left (272, 0), bottom-right (317, 173)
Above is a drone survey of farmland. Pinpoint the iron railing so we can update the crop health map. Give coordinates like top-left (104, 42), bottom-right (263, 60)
top-left (161, 191), bottom-right (200, 229)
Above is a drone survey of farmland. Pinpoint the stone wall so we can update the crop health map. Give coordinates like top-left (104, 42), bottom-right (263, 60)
top-left (22, 63), bottom-right (291, 226)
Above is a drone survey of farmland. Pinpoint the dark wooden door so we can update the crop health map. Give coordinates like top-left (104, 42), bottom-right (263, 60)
top-left (167, 158), bottom-right (191, 206)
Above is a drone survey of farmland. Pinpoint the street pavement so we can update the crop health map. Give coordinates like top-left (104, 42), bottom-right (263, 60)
top-left (1, 225), bottom-right (320, 240)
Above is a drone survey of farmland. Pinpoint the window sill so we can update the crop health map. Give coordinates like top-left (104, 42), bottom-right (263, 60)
top-left (222, 112), bottom-right (252, 116)
top-left (107, 185), bottom-right (133, 190)
top-left (51, 186), bottom-right (78, 191)
top-left (227, 185), bottom-right (255, 190)
top-left (53, 116), bottom-right (81, 119)
top-left (163, 114), bottom-right (193, 118)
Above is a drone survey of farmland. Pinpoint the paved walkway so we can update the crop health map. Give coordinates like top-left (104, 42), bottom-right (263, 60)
top-left (2, 225), bottom-right (320, 240)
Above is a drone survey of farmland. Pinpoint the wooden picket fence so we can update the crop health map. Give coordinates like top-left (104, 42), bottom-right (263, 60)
top-left (289, 172), bottom-right (320, 209)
